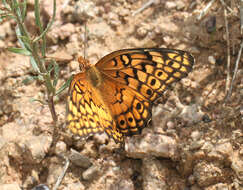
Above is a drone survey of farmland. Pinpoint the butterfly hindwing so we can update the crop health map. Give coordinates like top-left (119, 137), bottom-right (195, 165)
top-left (66, 73), bottom-right (123, 142)
top-left (98, 75), bottom-right (152, 136)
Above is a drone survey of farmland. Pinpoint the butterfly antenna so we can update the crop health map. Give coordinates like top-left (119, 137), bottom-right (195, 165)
top-left (83, 22), bottom-right (87, 60)
top-left (79, 23), bottom-right (90, 71)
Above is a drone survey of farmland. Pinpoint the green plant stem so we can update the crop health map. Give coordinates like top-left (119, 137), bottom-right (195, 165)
top-left (33, 0), bottom-right (56, 43)
top-left (31, 43), bottom-right (58, 123)
top-left (10, 1), bottom-right (30, 41)
top-left (9, 0), bottom-right (58, 124)
top-left (48, 95), bottom-right (57, 124)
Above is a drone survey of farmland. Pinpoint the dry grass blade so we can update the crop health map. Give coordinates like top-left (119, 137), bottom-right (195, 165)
top-left (132, 0), bottom-right (156, 16)
top-left (225, 40), bottom-right (243, 102)
top-left (197, 0), bottom-right (216, 20)
top-left (224, 8), bottom-right (231, 97)
top-left (53, 157), bottom-right (70, 190)
top-left (240, 0), bottom-right (243, 34)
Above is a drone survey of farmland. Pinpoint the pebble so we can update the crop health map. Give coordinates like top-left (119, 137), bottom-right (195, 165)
top-left (215, 142), bottom-right (233, 158)
top-left (58, 23), bottom-right (76, 40)
top-left (107, 12), bottom-right (121, 27)
top-left (31, 184), bottom-right (50, 190)
top-left (69, 148), bottom-right (92, 168)
top-left (55, 141), bottom-right (67, 155)
top-left (46, 50), bottom-right (73, 63)
top-left (93, 133), bottom-right (109, 144)
top-left (208, 55), bottom-right (216, 64)
top-left (82, 165), bottom-right (99, 180)
top-left (207, 183), bottom-right (229, 190)
top-left (69, 60), bottom-right (79, 72)
top-left (189, 140), bottom-right (205, 150)
top-left (176, 1), bottom-right (185, 10)
top-left (0, 184), bottom-right (21, 190)
top-left (142, 158), bottom-right (168, 190)
top-left (231, 158), bottom-right (243, 181)
top-left (125, 133), bottom-right (178, 159)
top-left (118, 8), bottom-right (130, 17)
top-left (46, 157), bottom-right (64, 185)
top-left (0, 40), bottom-right (5, 48)
top-left (0, 22), bottom-right (14, 40)
top-left (25, 135), bottom-right (52, 162)
top-left (111, 179), bottom-right (134, 190)
top-left (136, 23), bottom-right (150, 38)
top-left (190, 46), bottom-right (200, 54)
top-left (0, 137), bottom-right (6, 150)
top-left (193, 161), bottom-right (223, 187)
top-left (73, 0), bottom-right (98, 22)
top-left (66, 41), bottom-right (80, 56)
top-left (165, 2), bottom-right (177, 10)
top-left (191, 131), bottom-right (202, 141)
top-left (167, 121), bottom-right (175, 129)
top-left (179, 104), bottom-right (204, 124)
top-left (201, 142), bottom-right (214, 153)
top-left (188, 175), bottom-right (196, 185)
top-left (190, 185), bottom-right (201, 190)
top-left (5, 55), bottom-right (30, 78)
top-left (239, 146), bottom-right (243, 156)
top-left (63, 182), bottom-right (85, 190)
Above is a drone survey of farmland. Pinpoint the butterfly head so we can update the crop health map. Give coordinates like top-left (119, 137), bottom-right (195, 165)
top-left (78, 56), bottom-right (91, 72)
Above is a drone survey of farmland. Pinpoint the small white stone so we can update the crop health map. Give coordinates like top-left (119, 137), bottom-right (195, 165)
top-left (55, 141), bottom-right (67, 155)
top-left (208, 55), bottom-right (216, 64)
top-left (167, 121), bottom-right (175, 129)
top-left (165, 1), bottom-right (177, 9)
top-left (190, 47), bottom-right (200, 54)
top-left (191, 131), bottom-right (201, 141)
top-left (176, 1), bottom-right (185, 10)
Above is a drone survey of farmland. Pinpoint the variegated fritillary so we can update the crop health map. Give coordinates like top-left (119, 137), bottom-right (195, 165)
top-left (66, 48), bottom-right (194, 143)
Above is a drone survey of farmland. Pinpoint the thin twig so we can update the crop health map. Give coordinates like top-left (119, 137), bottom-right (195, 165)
top-left (197, 0), bottom-right (216, 20)
top-left (225, 40), bottom-right (243, 102)
top-left (132, 0), bottom-right (156, 16)
top-left (53, 157), bottom-right (70, 190)
top-left (240, 0), bottom-right (243, 34)
top-left (224, 8), bottom-right (231, 97)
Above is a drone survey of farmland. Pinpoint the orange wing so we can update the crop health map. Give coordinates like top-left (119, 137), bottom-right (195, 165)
top-left (67, 72), bottom-right (123, 142)
top-left (96, 48), bottom-right (194, 137)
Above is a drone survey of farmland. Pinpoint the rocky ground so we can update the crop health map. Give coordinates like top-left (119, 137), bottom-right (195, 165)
top-left (0, 0), bottom-right (242, 190)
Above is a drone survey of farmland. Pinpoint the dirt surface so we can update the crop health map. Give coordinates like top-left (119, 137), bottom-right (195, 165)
top-left (0, 0), bottom-right (242, 190)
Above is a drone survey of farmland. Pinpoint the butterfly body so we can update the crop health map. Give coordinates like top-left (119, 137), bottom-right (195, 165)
top-left (86, 66), bottom-right (103, 88)
top-left (67, 48), bottom-right (194, 143)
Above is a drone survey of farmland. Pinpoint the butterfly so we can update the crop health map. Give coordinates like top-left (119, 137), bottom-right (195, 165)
top-left (66, 48), bottom-right (194, 143)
